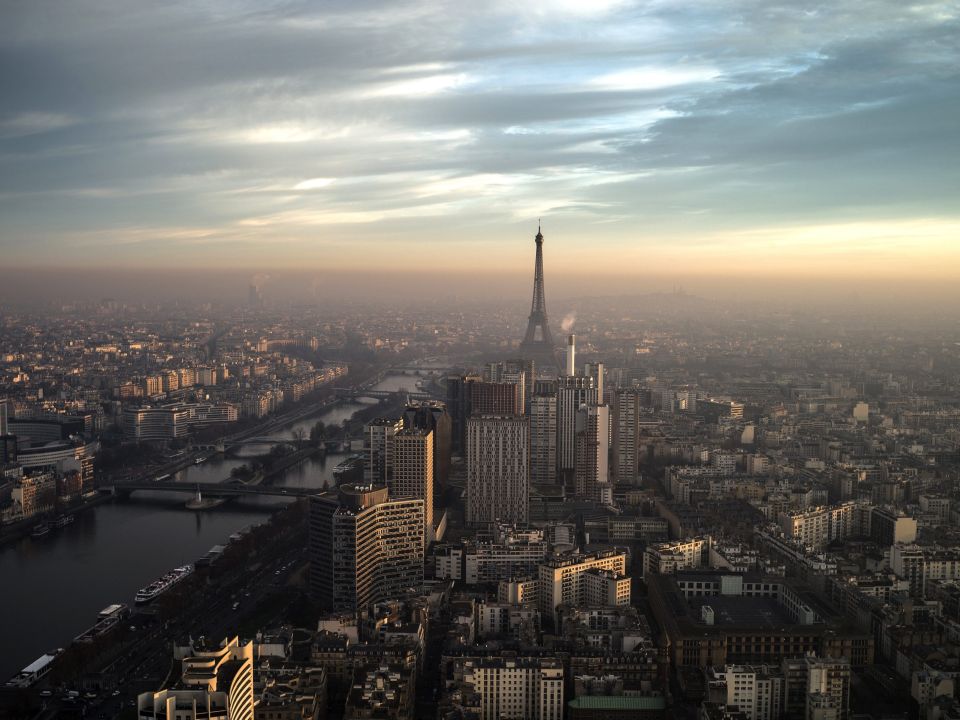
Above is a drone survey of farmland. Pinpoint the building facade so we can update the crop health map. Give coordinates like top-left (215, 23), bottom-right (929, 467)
top-left (612, 388), bottom-right (643, 484)
top-left (365, 418), bottom-right (403, 485)
top-left (467, 416), bottom-right (530, 526)
top-left (309, 484), bottom-right (425, 612)
top-left (393, 428), bottom-right (434, 543)
top-left (538, 550), bottom-right (630, 624)
top-left (529, 394), bottom-right (558, 486)
top-left (456, 656), bottom-right (564, 720)
top-left (574, 403), bottom-right (610, 499)
top-left (137, 637), bottom-right (254, 720)
top-left (557, 376), bottom-right (598, 473)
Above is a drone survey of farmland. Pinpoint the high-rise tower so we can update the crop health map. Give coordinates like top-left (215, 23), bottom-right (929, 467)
top-left (309, 484), bottom-right (424, 612)
top-left (466, 415), bottom-right (530, 526)
top-left (519, 225), bottom-right (559, 369)
top-left (529, 394), bottom-right (558, 486)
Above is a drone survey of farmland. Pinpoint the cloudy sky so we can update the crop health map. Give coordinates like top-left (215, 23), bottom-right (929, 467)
top-left (1, 0), bottom-right (958, 280)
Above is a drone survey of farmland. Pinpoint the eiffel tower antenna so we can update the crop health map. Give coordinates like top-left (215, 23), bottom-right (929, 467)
top-left (519, 223), bottom-right (559, 369)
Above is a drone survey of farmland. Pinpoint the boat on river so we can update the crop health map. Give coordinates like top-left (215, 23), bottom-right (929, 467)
top-left (333, 454), bottom-right (364, 479)
top-left (134, 565), bottom-right (193, 605)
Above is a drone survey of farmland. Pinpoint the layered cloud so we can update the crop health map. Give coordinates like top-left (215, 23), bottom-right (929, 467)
top-left (0, 0), bottom-right (957, 275)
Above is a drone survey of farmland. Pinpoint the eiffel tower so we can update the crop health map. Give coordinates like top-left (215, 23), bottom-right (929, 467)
top-left (519, 224), bottom-right (559, 369)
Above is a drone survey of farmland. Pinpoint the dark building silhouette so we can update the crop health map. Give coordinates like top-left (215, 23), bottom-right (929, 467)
top-left (488, 359), bottom-right (535, 414)
top-left (402, 402), bottom-right (452, 494)
top-left (0, 435), bottom-right (17, 464)
top-left (446, 373), bottom-right (481, 454)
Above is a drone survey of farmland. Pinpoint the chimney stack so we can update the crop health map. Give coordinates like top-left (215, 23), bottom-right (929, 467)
top-left (566, 334), bottom-right (576, 376)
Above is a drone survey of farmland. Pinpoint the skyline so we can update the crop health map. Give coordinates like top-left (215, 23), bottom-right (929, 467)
top-left (4, 264), bottom-right (960, 310)
top-left (2, 1), bottom-right (959, 278)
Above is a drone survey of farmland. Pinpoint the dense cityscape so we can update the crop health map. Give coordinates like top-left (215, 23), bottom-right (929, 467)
top-left (3, 0), bottom-right (959, 716)
top-left (1, 228), bottom-right (960, 720)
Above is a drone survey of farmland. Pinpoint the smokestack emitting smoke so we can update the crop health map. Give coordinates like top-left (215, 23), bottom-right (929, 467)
top-left (567, 334), bottom-right (576, 376)
top-left (561, 312), bottom-right (576, 333)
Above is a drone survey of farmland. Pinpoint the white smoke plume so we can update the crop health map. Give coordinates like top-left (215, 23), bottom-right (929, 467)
top-left (561, 311), bottom-right (576, 332)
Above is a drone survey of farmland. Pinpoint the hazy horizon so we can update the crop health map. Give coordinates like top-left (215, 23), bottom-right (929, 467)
top-left (3, 266), bottom-right (960, 314)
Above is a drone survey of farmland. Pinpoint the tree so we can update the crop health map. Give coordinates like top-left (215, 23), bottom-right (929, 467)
top-left (309, 421), bottom-right (327, 444)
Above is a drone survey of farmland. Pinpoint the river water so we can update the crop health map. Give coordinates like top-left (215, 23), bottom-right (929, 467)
top-left (0, 373), bottom-right (429, 682)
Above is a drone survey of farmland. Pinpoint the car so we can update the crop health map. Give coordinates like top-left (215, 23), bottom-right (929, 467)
top-left (40, 690), bottom-right (52, 697)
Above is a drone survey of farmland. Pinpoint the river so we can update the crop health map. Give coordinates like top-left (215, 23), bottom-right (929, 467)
top-left (0, 372), bottom-right (432, 682)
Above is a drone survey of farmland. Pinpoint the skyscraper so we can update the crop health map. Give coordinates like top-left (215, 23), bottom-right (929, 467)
top-left (402, 401), bottom-right (452, 493)
top-left (519, 225), bottom-right (559, 370)
top-left (393, 427), bottom-right (434, 543)
top-left (309, 484), bottom-right (424, 612)
top-left (612, 387), bottom-right (642, 484)
top-left (574, 403), bottom-right (609, 499)
top-left (584, 361), bottom-right (605, 404)
top-left (470, 379), bottom-right (524, 417)
top-left (365, 417), bottom-right (403, 485)
top-left (488, 359), bottom-right (535, 414)
top-left (446, 373), bottom-right (482, 454)
top-left (557, 375), bottom-right (597, 474)
top-left (529, 394), bottom-right (558, 486)
top-left (467, 415), bottom-right (530, 526)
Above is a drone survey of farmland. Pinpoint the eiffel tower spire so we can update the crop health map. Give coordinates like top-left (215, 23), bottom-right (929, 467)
top-left (519, 223), bottom-right (558, 368)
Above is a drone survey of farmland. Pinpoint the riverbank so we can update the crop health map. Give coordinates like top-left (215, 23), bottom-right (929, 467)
top-left (0, 491), bottom-right (114, 548)
top-left (0, 368), bottom-right (448, 684)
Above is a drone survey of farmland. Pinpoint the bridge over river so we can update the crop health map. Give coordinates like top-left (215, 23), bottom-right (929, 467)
top-left (107, 481), bottom-right (318, 499)
top-left (333, 387), bottom-right (432, 401)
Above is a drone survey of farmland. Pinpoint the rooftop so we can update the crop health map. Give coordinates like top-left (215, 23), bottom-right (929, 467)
top-left (692, 597), bottom-right (794, 628)
top-left (568, 695), bottom-right (667, 710)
